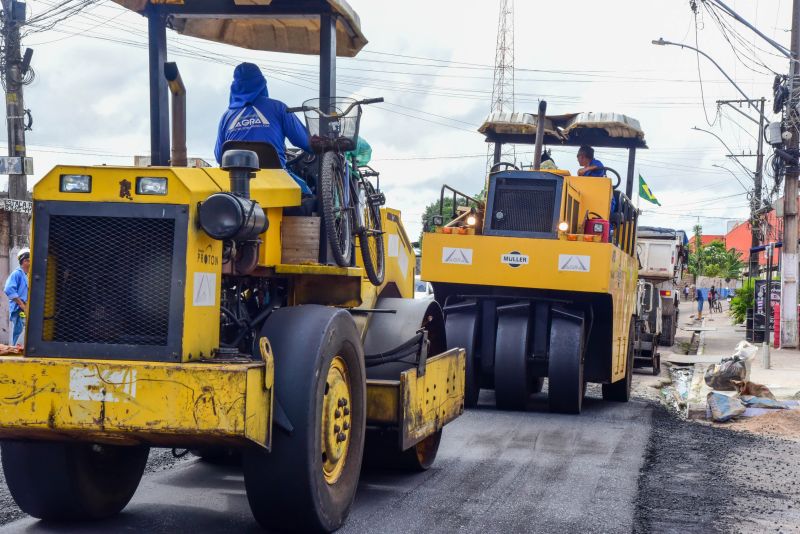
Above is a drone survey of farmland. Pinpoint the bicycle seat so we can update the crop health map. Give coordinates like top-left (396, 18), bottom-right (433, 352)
top-left (222, 141), bottom-right (282, 169)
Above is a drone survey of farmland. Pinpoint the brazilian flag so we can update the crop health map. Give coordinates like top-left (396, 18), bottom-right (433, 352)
top-left (639, 174), bottom-right (661, 206)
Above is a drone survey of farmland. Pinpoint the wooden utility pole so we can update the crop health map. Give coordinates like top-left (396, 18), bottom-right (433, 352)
top-left (2, 0), bottom-right (27, 249)
top-left (780, 0), bottom-right (800, 348)
top-left (717, 97), bottom-right (766, 277)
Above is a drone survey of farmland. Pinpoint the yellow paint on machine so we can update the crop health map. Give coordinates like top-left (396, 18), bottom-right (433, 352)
top-left (422, 232), bottom-right (615, 293)
top-left (365, 348), bottom-right (465, 450)
top-left (0, 356), bottom-right (272, 449)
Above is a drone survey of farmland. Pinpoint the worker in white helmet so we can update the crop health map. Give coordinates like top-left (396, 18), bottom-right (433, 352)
top-left (4, 248), bottom-right (29, 345)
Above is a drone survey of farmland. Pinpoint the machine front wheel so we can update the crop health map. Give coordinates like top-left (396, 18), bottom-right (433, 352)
top-left (244, 305), bottom-right (366, 533)
top-left (1, 441), bottom-right (148, 520)
top-left (445, 306), bottom-right (480, 408)
top-left (548, 308), bottom-right (586, 414)
top-left (494, 304), bottom-right (531, 411)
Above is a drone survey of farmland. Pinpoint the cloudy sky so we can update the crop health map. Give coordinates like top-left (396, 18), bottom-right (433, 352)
top-left (11, 0), bottom-right (794, 239)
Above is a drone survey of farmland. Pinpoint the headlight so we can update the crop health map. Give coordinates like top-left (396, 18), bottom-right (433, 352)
top-left (137, 177), bottom-right (168, 195)
top-left (60, 174), bottom-right (91, 193)
top-left (558, 221), bottom-right (569, 232)
top-left (466, 215), bottom-right (477, 226)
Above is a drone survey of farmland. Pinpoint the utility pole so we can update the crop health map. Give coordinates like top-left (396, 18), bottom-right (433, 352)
top-left (2, 0), bottom-right (27, 250)
top-left (780, 0), bottom-right (800, 348)
top-left (716, 97), bottom-right (766, 277)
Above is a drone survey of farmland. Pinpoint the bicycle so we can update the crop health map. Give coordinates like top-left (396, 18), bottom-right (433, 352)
top-left (287, 97), bottom-right (386, 285)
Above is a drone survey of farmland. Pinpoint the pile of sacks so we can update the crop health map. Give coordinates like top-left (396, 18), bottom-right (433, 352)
top-left (705, 341), bottom-right (789, 422)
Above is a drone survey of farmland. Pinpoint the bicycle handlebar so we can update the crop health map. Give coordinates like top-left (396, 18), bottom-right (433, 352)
top-left (286, 97), bottom-right (384, 117)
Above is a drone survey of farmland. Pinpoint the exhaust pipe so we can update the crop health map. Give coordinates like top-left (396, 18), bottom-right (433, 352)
top-left (532, 100), bottom-right (547, 170)
top-left (164, 62), bottom-right (187, 167)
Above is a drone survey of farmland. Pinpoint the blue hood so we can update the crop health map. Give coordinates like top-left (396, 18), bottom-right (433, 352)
top-left (229, 63), bottom-right (269, 110)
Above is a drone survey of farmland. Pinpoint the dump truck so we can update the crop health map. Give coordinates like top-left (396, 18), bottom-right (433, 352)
top-left (421, 104), bottom-right (645, 413)
top-left (636, 226), bottom-right (687, 346)
top-left (0, 2), bottom-right (464, 532)
top-left (631, 279), bottom-right (662, 374)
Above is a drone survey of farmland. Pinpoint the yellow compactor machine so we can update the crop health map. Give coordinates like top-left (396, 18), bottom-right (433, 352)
top-left (0, 3), bottom-right (464, 532)
top-left (422, 104), bottom-right (645, 413)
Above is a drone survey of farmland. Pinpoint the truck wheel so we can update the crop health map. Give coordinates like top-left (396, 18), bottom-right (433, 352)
top-left (1, 441), bottom-right (148, 520)
top-left (445, 306), bottom-right (480, 408)
top-left (244, 305), bottom-right (366, 533)
top-left (548, 308), bottom-right (586, 414)
top-left (495, 303), bottom-right (531, 410)
top-left (602, 317), bottom-right (634, 402)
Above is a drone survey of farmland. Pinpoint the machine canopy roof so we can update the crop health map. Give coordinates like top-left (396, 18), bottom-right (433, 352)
top-left (478, 111), bottom-right (648, 149)
top-left (114, 0), bottom-right (367, 57)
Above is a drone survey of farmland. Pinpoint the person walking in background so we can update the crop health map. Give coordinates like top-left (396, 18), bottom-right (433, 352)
top-left (695, 286), bottom-right (704, 320)
top-left (4, 248), bottom-right (29, 346)
top-left (708, 285), bottom-right (716, 314)
top-left (683, 285), bottom-right (690, 302)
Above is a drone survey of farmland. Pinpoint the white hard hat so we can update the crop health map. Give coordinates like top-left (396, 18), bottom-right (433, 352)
top-left (16, 248), bottom-right (30, 262)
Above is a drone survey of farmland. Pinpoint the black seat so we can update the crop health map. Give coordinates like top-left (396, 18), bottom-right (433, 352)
top-left (221, 141), bottom-right (282, 169)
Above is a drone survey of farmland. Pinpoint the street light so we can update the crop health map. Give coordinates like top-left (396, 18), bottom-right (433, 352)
top-left (651, 38), bottom-right (767, 122)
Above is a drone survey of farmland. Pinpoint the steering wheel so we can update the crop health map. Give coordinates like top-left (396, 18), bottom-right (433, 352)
top-left (597, 167), bottom-right (621, 189)
top-left (490, 161), bottom-right (520, 173)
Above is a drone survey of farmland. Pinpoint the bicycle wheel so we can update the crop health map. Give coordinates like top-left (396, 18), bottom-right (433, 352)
top-left (359, 181), bottom-right (385, 286)
top-left (320, 151), bottom-right (353, 267)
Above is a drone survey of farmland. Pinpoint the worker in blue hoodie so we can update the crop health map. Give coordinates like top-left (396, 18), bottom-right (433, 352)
top-left (215, 62), bottom-right (312, 194)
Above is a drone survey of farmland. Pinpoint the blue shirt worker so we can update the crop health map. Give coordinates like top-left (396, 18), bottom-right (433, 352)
top-left (214, 62), bottom-right (312, 194)
top-left (4, 248), bottom-right (29, 345)
top-left (576, 145), bottom-right (606, 177)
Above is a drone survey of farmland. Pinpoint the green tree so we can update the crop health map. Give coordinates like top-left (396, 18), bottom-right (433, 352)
top-left (419, 192), bottom-right (482, 242)
top-left (729, 278), bottom-right (754, 324)
top-left (690, 240), bottom-right (744, 281)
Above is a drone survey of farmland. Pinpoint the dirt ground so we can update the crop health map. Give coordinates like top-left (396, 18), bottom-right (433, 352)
top-left (726, 410), bottom-right (800, 443)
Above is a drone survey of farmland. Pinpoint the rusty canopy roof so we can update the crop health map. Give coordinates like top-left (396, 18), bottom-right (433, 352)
top-left (113, 0), bottom-right (367, 57)
top-left (479, 111), bottom-right (648, 149)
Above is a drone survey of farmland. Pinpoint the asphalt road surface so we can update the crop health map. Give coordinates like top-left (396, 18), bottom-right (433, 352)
top-left (0, 391), bottom-right (652, 534)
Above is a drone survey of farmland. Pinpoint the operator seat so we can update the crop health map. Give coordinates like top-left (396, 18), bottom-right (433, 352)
top-left (221, 141), bottom-right (282, 169)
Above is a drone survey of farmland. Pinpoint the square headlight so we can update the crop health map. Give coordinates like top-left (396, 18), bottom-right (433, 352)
top-left (60, 174), bottom-right (91, 193)
top-left (137, 177), bottom-right (168, 195)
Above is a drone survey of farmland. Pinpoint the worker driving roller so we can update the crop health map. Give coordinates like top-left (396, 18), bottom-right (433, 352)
top-left (576, 145), bottom-right (606, 177)
top-left (214, 62), bottom-right (313, 194)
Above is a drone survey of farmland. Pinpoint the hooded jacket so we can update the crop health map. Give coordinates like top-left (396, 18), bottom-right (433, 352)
top-left (214, 63), bottom-right (311, 166)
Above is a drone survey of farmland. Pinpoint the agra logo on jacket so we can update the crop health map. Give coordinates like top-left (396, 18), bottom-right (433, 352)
top-left (229, 106), bottom-right (271, 131)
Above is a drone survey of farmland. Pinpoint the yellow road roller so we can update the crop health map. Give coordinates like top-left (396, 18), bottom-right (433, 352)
top-left (0, 2), bottom-right (464, 532)
top-left (422, 102), bottom-right (644, 413)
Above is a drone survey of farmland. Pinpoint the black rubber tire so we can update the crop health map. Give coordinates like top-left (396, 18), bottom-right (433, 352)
top-left (661, 314), bottom-right (674, 347)
top-left (363, 429), bottom-right (442, 472)
top-left (243, 305), bottom-right (366, 533)
top-left (652, 349), bottom-right (661, 376)
top-left (445, 307), bottom-right (480, 408)
top-left (603, 317), bottom-right (634, 402)
top-left (358, 181), bottom-right (385, 286)
top-left (494, 304), bottom-right (531, 411)
top-left (1, 441), bottom-right (148, 520)
top-left (548, 308), bottom-right (586, 414)
top-left (320, 151), bottom-right (353, 267)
